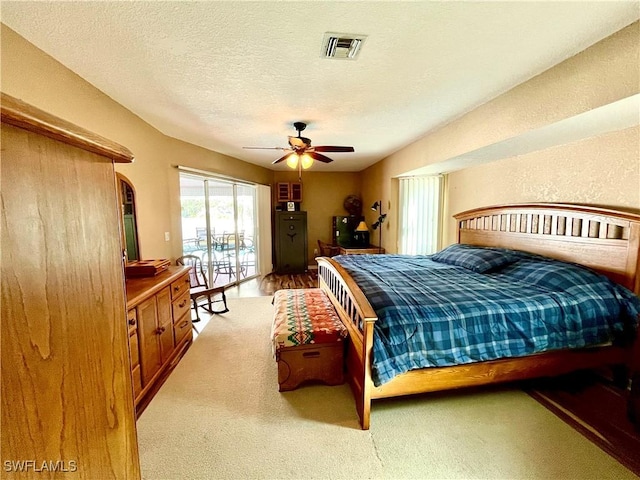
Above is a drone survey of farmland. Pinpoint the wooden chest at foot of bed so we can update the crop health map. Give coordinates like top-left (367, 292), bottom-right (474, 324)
top-left (276, 343), bottom-right (345, 391)
top-left (271, 288), bottom-right (347, 391)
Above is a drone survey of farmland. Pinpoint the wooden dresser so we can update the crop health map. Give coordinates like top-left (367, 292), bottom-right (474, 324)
top-left (126, 266), bottom-right (192, 413)
top-left (1, 93), bottom-right (141, 478)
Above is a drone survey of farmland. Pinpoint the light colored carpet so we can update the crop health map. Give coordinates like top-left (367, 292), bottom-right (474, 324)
top-left (137, 297), bottom-right (638, 480)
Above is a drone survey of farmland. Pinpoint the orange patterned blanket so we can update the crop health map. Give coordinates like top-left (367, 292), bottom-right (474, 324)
top-left (271, 288), bottom-right (347, 353)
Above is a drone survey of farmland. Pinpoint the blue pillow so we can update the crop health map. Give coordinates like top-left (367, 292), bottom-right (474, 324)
top-left (498, 256), bottom-right (607, 291)
top-left (430, 244), bottom-right (519, 273)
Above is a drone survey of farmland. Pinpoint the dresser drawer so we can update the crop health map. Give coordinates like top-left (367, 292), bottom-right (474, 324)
top-left (171, 272), bottom-right (191, 300)
top-left (127, 308), bottom-right (137, 334)
top-left (174, 314), bottom-right (192, 345)
top-left (172, 290), bottom-right (191, 321)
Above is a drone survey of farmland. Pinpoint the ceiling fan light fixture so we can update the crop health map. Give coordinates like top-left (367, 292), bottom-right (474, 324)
top-left (286, 153), bottom-right (299, 169)
top-left (244, 121), bottom-right (353, 172)
top-left (300, 153), bottom-right (314, 169)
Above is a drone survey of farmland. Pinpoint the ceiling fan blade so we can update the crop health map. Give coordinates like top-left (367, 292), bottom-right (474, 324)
top-left (312, 146), bottom-right (355, 153)
top-left (308, 152), bottom-right (334, 163)
top-left (272, 152), bottom-right (295, 165)
top-left (243, 146), bottom-right (288, 150)
top-left (288, 136), bottom-right (311, 149)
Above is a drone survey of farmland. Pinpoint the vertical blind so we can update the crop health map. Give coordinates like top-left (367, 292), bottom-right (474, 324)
top-left (399, 176), bottom-right (442, 255)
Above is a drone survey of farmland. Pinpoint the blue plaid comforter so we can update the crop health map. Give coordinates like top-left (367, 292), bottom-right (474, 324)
top-left (334, 250), bottom-right (640, 387)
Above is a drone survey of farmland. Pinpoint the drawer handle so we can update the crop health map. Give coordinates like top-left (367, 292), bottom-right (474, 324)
top-left (156, 326), bottom-right (166, 334)
top-left (128, 318), bottom-right (136, 326)
top-left (178, 299), bottom-right (187, 308)
top-left (303, 351), bottom-right (320, 358)
top-left (173, 285), bottom-right (180, 292)
top-left (179, 320), bottom-right (189, 328)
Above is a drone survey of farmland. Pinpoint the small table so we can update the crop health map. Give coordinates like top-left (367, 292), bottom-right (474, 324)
top-left (339, 245), bottom-right (385, 255)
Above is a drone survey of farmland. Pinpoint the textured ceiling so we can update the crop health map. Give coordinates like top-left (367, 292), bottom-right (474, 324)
top-left (2, 2), bottom-right (638, 172)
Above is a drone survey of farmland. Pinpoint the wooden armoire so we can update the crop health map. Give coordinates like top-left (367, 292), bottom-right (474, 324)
top-left (1, 93), bottom-right (141, 478)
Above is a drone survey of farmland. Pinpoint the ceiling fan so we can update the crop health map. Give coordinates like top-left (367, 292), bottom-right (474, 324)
top-left (243, 122), bottom-right (355, 173)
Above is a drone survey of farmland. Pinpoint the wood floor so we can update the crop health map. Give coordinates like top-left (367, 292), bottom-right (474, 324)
top-left (224, 270), bottom-right (318, 298)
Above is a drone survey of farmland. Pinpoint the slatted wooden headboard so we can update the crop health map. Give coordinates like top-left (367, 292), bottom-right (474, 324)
top-left (455, 203), bottom-right (640, 295)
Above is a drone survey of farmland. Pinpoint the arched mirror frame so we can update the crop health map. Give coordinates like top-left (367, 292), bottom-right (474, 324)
top-left (116, 173), bottom-right (141, 262)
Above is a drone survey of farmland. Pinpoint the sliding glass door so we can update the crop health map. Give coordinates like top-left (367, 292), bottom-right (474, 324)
top-left (180, 173), bottom-right (258, 288)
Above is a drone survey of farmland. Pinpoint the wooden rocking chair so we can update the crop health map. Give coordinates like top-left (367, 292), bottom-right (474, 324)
top-left (176, 255), bottom-right (229, 322)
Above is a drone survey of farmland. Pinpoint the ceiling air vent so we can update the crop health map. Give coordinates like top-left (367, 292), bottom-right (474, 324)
top-left (321, 33), bottom-right (367, 60)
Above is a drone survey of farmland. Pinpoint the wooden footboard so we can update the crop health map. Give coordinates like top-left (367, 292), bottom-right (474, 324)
top-left (318, 203), bottom-right (640, 430)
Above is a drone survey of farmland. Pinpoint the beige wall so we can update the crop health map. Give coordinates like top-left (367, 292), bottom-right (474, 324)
top-left (1, 24), bottom-right (272, 261)
top-left (355, 161), bottom-right (397, 254)
top-left (272, 171), bottom-right (361, 266)
top-left (447, 125), bottom-right (640, 244)
top-left (361, 22), bottom-right (640, 251)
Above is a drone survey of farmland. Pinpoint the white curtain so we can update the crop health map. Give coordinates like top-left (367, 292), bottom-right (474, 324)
top-left (399, 176), bottom-right (442, 255)
top-left (257, 184), bottom-right (273, 275)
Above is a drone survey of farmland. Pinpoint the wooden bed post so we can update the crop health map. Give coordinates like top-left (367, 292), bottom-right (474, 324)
top-left (360, 318), bottom-right (376, 430)
top-left (628, 222), bottom-right (640, 296)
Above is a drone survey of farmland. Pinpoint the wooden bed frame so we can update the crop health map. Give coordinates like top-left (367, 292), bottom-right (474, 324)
top-left (317, 203), bottom-right (640, 429)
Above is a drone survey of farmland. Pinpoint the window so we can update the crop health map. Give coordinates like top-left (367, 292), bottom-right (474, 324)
top-left (398, 176), bottom-right (443, 255)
